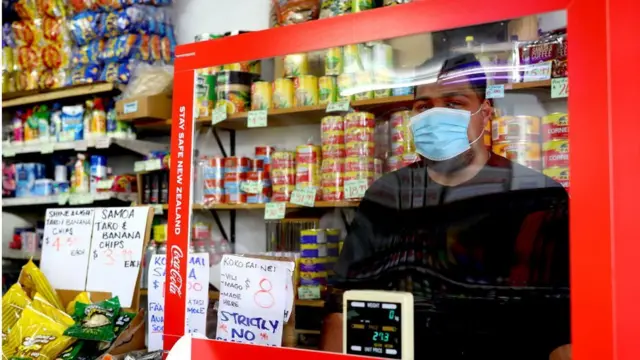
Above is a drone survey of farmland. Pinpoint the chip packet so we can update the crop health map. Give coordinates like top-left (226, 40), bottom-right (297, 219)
top-left (64, 297), bottom-right (120, 342)
top-left (65, 292), bottom-right (92, 315)
top-left (19, 259), bottom-right (65, 310)
top-left (4, 305), bottom-right (76, 359)
top-left (2, 283), bottom-right (32, 341)
top-left (32, 293), bottom-right (75, 327)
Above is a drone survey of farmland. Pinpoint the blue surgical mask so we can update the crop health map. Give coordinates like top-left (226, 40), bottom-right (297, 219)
top-left (410, 107), bottom-right (484, 161)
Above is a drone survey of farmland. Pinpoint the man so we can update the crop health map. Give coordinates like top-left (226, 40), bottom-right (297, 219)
top-left (321, 53), bottom-right (570, 359)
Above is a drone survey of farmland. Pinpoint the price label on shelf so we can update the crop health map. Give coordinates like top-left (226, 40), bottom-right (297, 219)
top-left (298, 286), bottom-right (321, 300)
top-left (69, 194), bottom-right (93, 205)
top-left (74, 140), bottom-right (89, 151)
top-left (3, 147), bottom-right (16, 157)
top-left (145, 159), bottom-right (163, 171)
top-left (41, 143), bottom-right (55, 154)
top-left (344, 179), bottom-right (368, 199)
top-left (95, 137), bottom-right (111, 149)
top-left (96, 179), bottom-right (114, 190)
top-left (134, 161), bottom-right (146, 173)
top-left (551, 77), bottom-right (569, 98)
top-left (247, 110), bottom-right (268, 128)
top-left (290, 188), bottom-right (317, 207)
top-left (264, 202), bottom-right (286, 220)
top-left (57, 193), bottom-right (69, 205)
top-left (326, 101), bottom-right (350, 113)
top-left (240, 181), bottom-right (262, 194)
top-left (151, 204), bottom-right (164, 215)
top-left (485, 84), bottom-right (505, 99)
top-left (523, 61), bottom-right (552, 82)
top-left (211, 105), bottom-right (227, 126)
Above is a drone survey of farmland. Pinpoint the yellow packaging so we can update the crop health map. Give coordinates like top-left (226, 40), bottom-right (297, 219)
top-left (294, 75), bottom-right (319, 107)
top-left (65, 292), bottom-right (92, 315)
top-left (32, 294), bottom-right (75, 327)
top-left (373, 71), bottom-right (392, 98)
top-left (337, 73), bottom-right (356, 102)
top-left (251, 81), bottom-right (272, 110)
top-left (325, 47), bottom-right (344, 76)
top-left (343, 44), bottom-right (362, 74)
top-left (153, 224), bottom-right (167, 242)
top-left (272, 78), bottom-right (294, 109)
top-left (322, 144), bottom-right (346, 159)
top-left (20, 259), bottom-right (64, 310)
top-left (352, 0), bottom-right (373, 12)
top-left (284, 53), bottom-right (309, 78)
top-left (225, 61), bottom-right (261, 74)
top-left (372, 43), bottom-right (393, 70)
top-left (4, 305), bottom-right (76, 359)
top-left (318, 76), bottom-right (337, 105)
top-left (2, 283), bottom-right (31, 340)
top-left (354, 71), bottom-right (374, 100)
top-left (272, 184), bottom-right (296, 193)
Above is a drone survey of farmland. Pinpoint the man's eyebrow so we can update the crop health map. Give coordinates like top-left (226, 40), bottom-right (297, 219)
top-left (414, 95), bottom-right (432, 102)
top-left (441, 90), bottom-right (469, 98)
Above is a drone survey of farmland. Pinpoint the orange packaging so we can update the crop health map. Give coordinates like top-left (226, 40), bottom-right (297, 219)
top-left (345, 156), bottom-right (374, 172)
top-left (249, 159), bottom-right (264, 171)
top-left (321, 158), bottom-right (345, 172)
top-left (543, 167), bottom-right (570, 190)
top-left (390, 110), bottom-right (411, 128)
top-left (491, 115), bottom-right (540, 143)
top-left (345, 141), bottom-right (375, 157)
top-left (321, 144), bottom-right (345, 159)
top-left (321, 116), bottom-right (344, 132)
top-left (224, 193), bottom-right (247, 204)
top-left (322, 130), bottom-right (344, 145)
top-left (321, 186), bottom-right (344, 201)
top-left (295, 144), bottom-right (321, 164)
top-left (223, 171), bottom-right (248, 184)
top-left (344, 112), bottom-right (375, 130)
top-left (542, 139), bottom-right (569, 168)
top-left (542, 112), bottom-right (569, 141)
top-left (255, 146), bottom-right (276, 158)
top-left (345, 128), bottom-right (375, 143)
top-left (322, 173), bottom-right (344, 187)
top-left (493, 142), bottom-right (542, 170)
top-left (271, 173), bottom-right (295, 186)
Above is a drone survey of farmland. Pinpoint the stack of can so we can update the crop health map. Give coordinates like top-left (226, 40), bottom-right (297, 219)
top-left (295, 144), bottom-right (322, 200)
top-left (321, 116), bottom-right (346, 201)
top-left (246, 146), bottom-right (276, 204)
top-left (202, 156), bottom-right (225, 205)
top-left (541, 113), bottom-right (570, 192)
top-left (223, 157), bottom-right (249, 204)
top-left (325, 228), bottom-right (341, 282)
top-left (299, 229), bottom-right (329, 297)
top-left (387, 110), bottom-right (417, 172)
top-left (270, 151), bottom-right (296, 201)
top-left (344, 112), bottom-right (376, 199)
top-left (491, 115), bottom-right (542, 171)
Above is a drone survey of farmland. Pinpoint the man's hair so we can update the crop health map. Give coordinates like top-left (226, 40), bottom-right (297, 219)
top-left (416, 52), bottom-right (489, 101)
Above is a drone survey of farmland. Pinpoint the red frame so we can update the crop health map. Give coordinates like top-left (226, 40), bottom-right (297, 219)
top-left (167, 0), bottom-right (640, 358)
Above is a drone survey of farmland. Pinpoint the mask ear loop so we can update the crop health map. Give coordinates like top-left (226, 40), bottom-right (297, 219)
top-left (468, 105), bottom-right (486, 146)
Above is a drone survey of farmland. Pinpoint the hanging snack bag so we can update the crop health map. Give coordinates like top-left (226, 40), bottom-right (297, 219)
top-left (33, 293), bottom-right (75, 327)
top-left (66, 291), bottom-right (92, 315)
top-left (273, 0), bottom-right (321, 26)
top-left (1, 283), bottom-right (32, 340)
top-left (64, 297), bottom-right (120, 341)
top-left (20, 259), bottom-right (65, 310)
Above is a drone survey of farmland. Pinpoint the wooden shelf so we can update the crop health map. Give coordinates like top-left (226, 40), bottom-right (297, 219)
top-left (2, 82), bottom-right (120, 108)
top-left (139, 289), bottom-right (325, 307)
top-left (190, 201), bottom-right (360, 210)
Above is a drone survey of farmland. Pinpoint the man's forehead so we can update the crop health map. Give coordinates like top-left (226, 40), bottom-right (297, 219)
top-left (415, 79), bottom-right (474, 98)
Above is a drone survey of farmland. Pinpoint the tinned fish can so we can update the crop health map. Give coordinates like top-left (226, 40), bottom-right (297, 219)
top-left (325, 47), bottom-right (344, 76)
top-left (492, 115), bottom-right (540, 143)
top-left (294, 75), bottom-right (319, 107)
top-left (542, 112), bottom-right (569, 141)
top-left (251, 81), bottom-right (272, 110)
top-left (493, 142), bottom-right (542, 170)
top-left (543, 167), bottom-right (570, 191)
top-left (284, 53), bottom-right (309, 78)
top-left (542, 139), bottom-right (569, 168)
top-left (300, 229), bottom-right (327, 244)
top-left (225, 61), bottom-right (261, 75)
top-left (272, 78), bottom-right (294, 109)
top-left (318, 76), bottom-right (337, 105)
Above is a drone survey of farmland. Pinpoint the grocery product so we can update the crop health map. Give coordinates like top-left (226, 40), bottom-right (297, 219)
top-left (251, 80), bottom-right (272, 110)
top-left (64, 297), bottom-right (120, 341)
top-left (295, 144), bottom-right (322, 200)
top-left (272, 78), bottom-right (294, 109)
top-left (271, 151), bottom-right (295, 201)
top-left (389, 110), bottom-right (414, 159)
top-left (223, 156), bottom-right (249, 204)
top-left (2, 283), bottom-right (31, 339)
top-left (318, 75), bottom-right (337, 104)
top-left (491, 115), bottom-right (542, 170)
top-left (321, 115), bottom-right (345, 201)
top-left (542, 112), bottom-right (569, 141)
top-left (215, 71), bottom-right (255, 114)
top-left (319, 0), bottom-right (352, 18)
top-left (20, 259), bottom-right (64, 310)
top-left (325, 47), bottom-right (344, 75)
top-left (541, 112), bottom-right (569, 191)
top-left (352, 0), bottom-right (373, 12)
top-left (246, 170), bottom-right (271, 204)
top-left (195, 70), bottom-right (216, 117)
top-left (202, 156), bottom-right (224, 205)
top-left (336, 73), bottom-right (355, 101)
top-left (284, 53), bottom-right (309, 78)
top-left (344, 112), bottom-right (376, 197)
top-left (294, 74), bottom-right (318, 107)
top-left (273, 0), bottom-right (321, 26)
top-left (493, 141), bottom-right (542, 171)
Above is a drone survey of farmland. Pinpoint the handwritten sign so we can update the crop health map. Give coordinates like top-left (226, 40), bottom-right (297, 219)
top-left (211, 106), bottom-right (227, 126)
top-left (264, 203), bottom-right (286, 220)
top-left (247, 110), bottom-right (268, 128)
top-left (344, 179), bottom-right (368, 199)
top-left (147, 253), bottom-right (210, 351)
top-left (69, 193), bottom-right (93, 205)
top-left (95, 137), bottom-right (110, 149)
top-left (40, 208), bottom-right (95, 291)
top-left (290, 188), bottom-right (316, 207)
top-left (146, 159), bottom-right (163, 171)
top-left (551, 77), bottom-right (569, 98)
top-left (216, 255), bottom-right (290, 346)
top-left (485, 84), bottom-right (505, 99)
top-left (241, 181), bottom-right (262, 194)
top-left (85, 207), bottom-right (150, 307)
top-left (134, 161), bottom-right (146, 173)
top-left (326, 101), bottom-right (350, 113)
top-left (523, 61), bottom-right (552, 82)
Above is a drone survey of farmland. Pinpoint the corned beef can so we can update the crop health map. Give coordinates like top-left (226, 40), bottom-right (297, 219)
top-left (542, 112), bottom-right (569, 141)
top-left (542, 139), bottom-right (569, 168)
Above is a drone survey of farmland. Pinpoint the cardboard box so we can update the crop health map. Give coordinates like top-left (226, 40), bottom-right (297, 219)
top-left (116, 93), bottom-right (172, 121)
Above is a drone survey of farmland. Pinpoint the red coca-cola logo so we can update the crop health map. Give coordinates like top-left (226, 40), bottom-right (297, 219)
top-left (169, 245), bottom-right (184, 297)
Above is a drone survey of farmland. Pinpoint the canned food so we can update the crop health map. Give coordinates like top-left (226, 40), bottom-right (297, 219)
top-left (296, 145), bottom-right (322, 164)
top-left (224, 157), bottom-right (250, 172)
top-left (318, 76), bottom-right (337, 105)
top-left (321, 116), bottom-right (344, 132)
top-left (322, 130), bottom-right (344, 145)
top-left (346, 141), bottom-right (375, 157)
top-left (343, 44), bottom-right (361, 74)
top-left (325, 47), bottom-right (344, 76)
top-left (224, 192), bottom-right (247, 204)
top-left (337, 73), bottom-right (355, 102)
top-left (272, 78), bottom-right (294, 109)
top-left (492, 115), bottom-right (540, 143)
top-left (321, 158), bottom-right (345, 172)
top-left (353, 71), bottom-right (374, 100)
top-left (294, 75), bottom-right (319, 107)
top-left (542, 139), bottom-right (569, 168)
top-left (251, 81), bottom-right (272, 110)
top-left (345, 157), bottom-right (374, 172)
top-left (249, 159), bottom-right (264, 171)
top-left (344, 112), bottom-right (375, 129)
top-left (321, 186), bottom-right (344, 201)
top-left (543, 167), bottom-right (570, 189)
top-left (322, 144), bottom-right (346, 159)
top-left (345, 128), bottom-right (375, 143)
top-left (493, 142), bottom-right (542, 170)
top-left (284, 53), bottom-right (309, 78)
top-left (542, 112), bottom-right (569, 141)
top-left (300, 229), bottom-right (327, 244)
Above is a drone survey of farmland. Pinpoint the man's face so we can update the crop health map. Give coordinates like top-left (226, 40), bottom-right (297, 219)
top-left (412, 77), bottom-right (492, 143)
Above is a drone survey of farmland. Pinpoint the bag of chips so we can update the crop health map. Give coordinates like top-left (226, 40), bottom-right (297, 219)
top-left (19, 259), bottom-right (65, 310)
top-left (32, 293), bottom-right (75, 327)
top-left (65, 292), bottom-right (92, 315)
top-left (64, 297), bottom-right (120, 342)
top-left (2, 284), bottom-right (32, 341)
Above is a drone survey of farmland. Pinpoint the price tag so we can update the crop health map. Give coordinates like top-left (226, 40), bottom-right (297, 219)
top-left (69, 193), bottom-right (93, 205)
top-left (211, 105), bottom-right (227, 126)
top-left (134, 161), bottom-right (146, 173)
top-left (247, 110), bottom-right (268, 128)
top-left (3, 147), bottom-right (16, 157)
top-left (74, 140), bottom-right (88, 151)
top-left (151, 204), bottom-right (164, 215)
top-left (240, 181), bottom-right (262, 194)
top-left (326, 101), bottom-right (350, 113)
top-left (551, 77), bottom-right (569, 98)
top-left (523, 61), bottom-right (552, 82)
top-left (298, 286), bottom-right (321, 300)
top-left (95, 137), bottom-right (111, 149)
top-left (290, 188), bottom-right (317, 207)
top-left (344, 179), bottom-right (368, 199)
top-left (96, 179), bottom-right (114, 190)
top-left (485, 84), bottom-right (505, 99)
top-left (41, 143), bottom-right (55, 154)
top-left (57, 193), bottom-right (69, 205)
top-left (123, 101), bottom-right (138, 114)
top-left (264, 202), bottom-right (286, 220)
top-left (145, 159), bottom-right (163, 171)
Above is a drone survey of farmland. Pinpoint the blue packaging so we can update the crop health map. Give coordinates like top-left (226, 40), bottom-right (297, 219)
top-left (54, 181), bottom-right (70, 194)
top-left (392, 86), bottom-right (414, 96)
top-left (33, 163), bottom-right (45, 179)
top-left (16, 163), bottom-right (36, 197)
top-left (61, 105), bottom-right (85, 141)
top-left (33, 179), bottom-right (53, 196)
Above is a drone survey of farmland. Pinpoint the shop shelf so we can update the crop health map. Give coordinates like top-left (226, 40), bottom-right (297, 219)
top-left (188, 201), bottom-right (360, 210)
top-left (2, 82), bottom-right (120, 108)
top-left (2, 192), bottom-right (137, 207)
top-left (2, 248), bottom-right (41, 261)
top-left (2, 137), bottom-right (169, 158)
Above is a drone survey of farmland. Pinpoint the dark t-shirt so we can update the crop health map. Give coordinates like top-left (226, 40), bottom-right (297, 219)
top-left (333, 153), bottom-right (570, 360)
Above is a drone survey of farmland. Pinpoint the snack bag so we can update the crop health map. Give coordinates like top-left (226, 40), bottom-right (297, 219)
top-left (56, 341), bottom-right (86, 360)
top-left (113, 311), bottom-right (136, 336)
top-left (19, 259), bottom-right (65, 311)
top-left (63, 297), bottom-right (120, 342)
top-left (2, 284), bottom-right (32, 340)
top-left (32, 293), bottom-right (75, 327)
top-left (65, 292), bottom-right (92, 315)
top-left (4, 305), bottom-right (76, 359)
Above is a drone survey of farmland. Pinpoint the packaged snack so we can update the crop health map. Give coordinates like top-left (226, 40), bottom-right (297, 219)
top-left (273, 0), bottom-right (321, 26)
top-left (2, 283), bottom-right (32, 340)
top-left (100, 60), bottom-right (133, 84)
top-left (42, 16), bottom-right (71, 46)
top-left (66, 292), bottom-right (92, 315)
top-left (64, 297), bottom-right (120, 341)
top-left (71, 40), bottom-right (104, 65)
top-left (319, 0), bottom-right (351, 18)
top-left (17, 69), bottom-right (41, 90)
top-left (69, 11), bottom-right (102, 46)
top-left (42, 43), bottom-right (71, 69)
top-left (32, 293), bottom-right (75, 327)
top-left (57, 341), bottom-right (86, 360)
top-left (37, 0), bottom-right (67, 17)
top-left (113, 311), bottom-right (136, 336)
top-left (13, 0), bottom-right (38, 20)
top-left (12, 20), bottom-right (41, 47)
top-left (20, 259), bottom-right (65, 310)
top-left (100, 34), bottom-right (140, 62)
top-left (70, 63), bottom-right (100, 84)
top-left (4, 305), bottom-right (76, 359)
top-left (15, 44), bottom-right (42, 70)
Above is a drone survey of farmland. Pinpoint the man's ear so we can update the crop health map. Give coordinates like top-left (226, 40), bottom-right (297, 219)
top-left (481, 99), bottom-right (493, 127)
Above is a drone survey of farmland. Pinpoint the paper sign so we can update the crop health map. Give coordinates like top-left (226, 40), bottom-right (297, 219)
top-left (41, 143), bottom-right (55, 154)
top-left (326, 101), bottom-right (350, 112)
top-left (216, 255), bottom-right (289, 346)
top-left (40, 208), bottom-right (95, 291)
top-left (123, 101), bottom-right (138, 114)
top-left (134, 161), bottom-right (146, 173)
top-left (212, 106), bottom-right (227, 125)
top-left (485, 84), bottom-right (505, 99)
top-left (551, 77), bottom-right (569, 98)
top-left (74, 140), bottom-right (88, 151)
top-left (85, 207), bottom-right (150, 307)
top-left (147, 253), bottom-right (210, 351)
top-left (344, 179), bottom-right (368, 199)
top-left (523, 61), bottom-right (552, 82)
top-left (247, 110), bottom-right (268, 128)
top-left (95, 137), bottom-right (111, 149)
top-left (240, 181), bottom-right (262, 194)
top-left (69, 193), bottom-right (94, 205)
top-left (298, 286), bottom-right (321, 300)
top-left (96, 179), bottom-right (114, 190)
top-left (284, 263), bottom-right (295, 322)
top-left (146, 159), bottom-right (163, 171)
top-left (290, 188), bottom-right (316, 207)
top-left (264, 203), bottom-right (286, 220)
top-left (3, 147), bottom-right (15, 157)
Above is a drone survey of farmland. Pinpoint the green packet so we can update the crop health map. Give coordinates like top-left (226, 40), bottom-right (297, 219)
top-left (64, 297), bottom-right (121, 342)
top-left (95, 311), bottom-right (138, 353)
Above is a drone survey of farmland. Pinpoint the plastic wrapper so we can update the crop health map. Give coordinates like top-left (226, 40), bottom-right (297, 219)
top-left (100, 60), bottom-right (133, 84)
top-left (319, 0), bottom-right (351, 18)
top-left (2, 283), bottom-right (32, 340)
top-left (121, 61), bottom-right (173, 99)
top-left (295, 144), bottom-right (322, 199)
top-left (32, 293), bottom-right (75, 327)
top-left (64, 297), bottom-right (120, 341)
top-left (389, 110), bottom-right (415, 156)
top-left (20, 259), bottom-right (65, 310)
top-left (66, 291), bottom-right (92, 315)
top-left (270, 151), bottom-right (295, 201)
top-left (202, 156), bottom-right (225, 206)
top-left (37, 0), bottom-right (67, 17)
top-left (69, 10), bottom-right (102, 45)
top-left (13, 0), bottom-right (38, 19)
top-left (71, 63), bottom-right (100, 84)
top-left (71, 39), bottom-right (103, 66)
top-left (273, 0), bottom-right (321, 26)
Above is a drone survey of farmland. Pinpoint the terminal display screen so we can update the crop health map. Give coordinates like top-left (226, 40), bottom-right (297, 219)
top-left (345, 300), bottom-right (402, 359)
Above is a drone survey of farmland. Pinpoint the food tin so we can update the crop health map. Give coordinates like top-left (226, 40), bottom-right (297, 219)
top-left (352, 0), bottom-right (373, 12)
top-left (492, 115), bottom-right (540, 143)
top-left (272, 78), bottom-right (294, 109)
top-left (542, 112), bottom-right (569, 141)
top-left (300, 258), bottom-right (328, 272)
top-left (337, 73), bottom-right (355, 102)
top-left (344, 111), bottom-right (375, 129)
top-left (353, 71), bottom-right (374, 100)
top-left (325, 47), bottom-right (344, 76)
top-left (195, 72), bottom-right (216, 117)
top-left (542, 139), bottom-right (569, 168)
top-left (318, 76), bottom-right (337, 105)
top-left (300, 229), bottom-right (327, 244)
top-left (215, 71), bottom-right (255, 114)
top-left (225, 61), bottom-right (261, 75)
top-left (493, 142), bottom-right (542, 170)
top-left (343, 44), bottom-right (362, 74)
top-left (284, 53), bottom-right (309, 78)
top-left (543, 167), bottom-right (570, 190)
top-left (250, 81), bottom-right (272, 110)
top-left (326, 229), bottom-right (341, 242)
top-left (294, 75), bottom-right (319, 107)
top-left (372, 43), bottom-right (393, 70)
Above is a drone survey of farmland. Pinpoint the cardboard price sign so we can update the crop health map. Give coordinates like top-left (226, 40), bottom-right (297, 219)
top-left (551, 77), bottom-right (569, 98)
top-left (264, 202), bottom-right (286, 220)
top-left (485, 84), bottom-right (505, 99)
top-left (247, 110), bottom-right (268, 128)
top-left (344, 179), bottom-right (368, 199)
top-left (212, 106), bottom-right (228, 126)
top-left (241, 181), bottom-right (262, 194)
top-left (290, 188), bottom-right (316, 207)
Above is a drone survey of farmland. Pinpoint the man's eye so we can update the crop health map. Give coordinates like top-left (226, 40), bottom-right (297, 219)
top-left (413, 102), bottom-right (431, 112)
top-left (446, 102), bottom-right (463, 109)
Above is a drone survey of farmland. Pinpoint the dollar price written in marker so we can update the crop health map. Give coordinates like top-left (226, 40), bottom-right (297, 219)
top-left (93, 250), bottom-right (98, 260)
top-left (153, 280), bottom-right (160, 289)
top-left (245, 279), bottom-right (250, 289)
